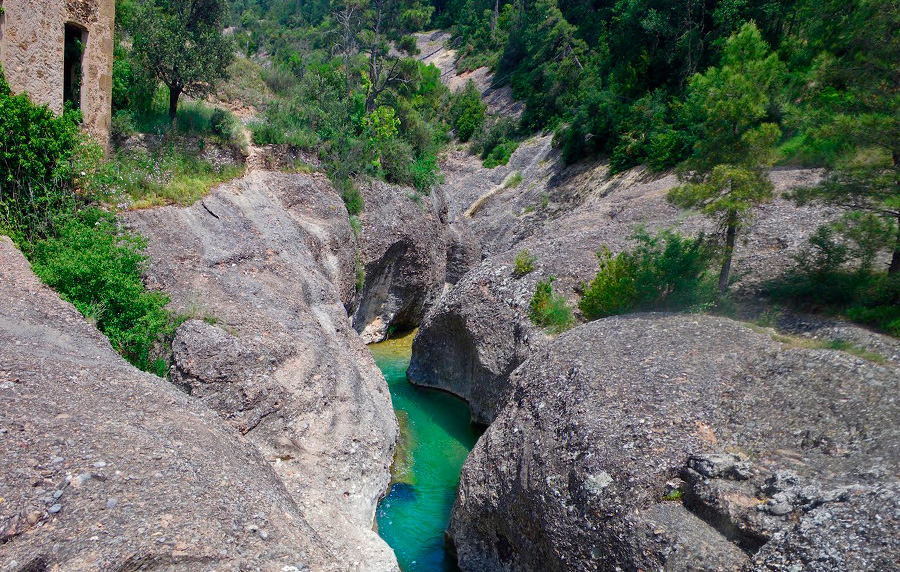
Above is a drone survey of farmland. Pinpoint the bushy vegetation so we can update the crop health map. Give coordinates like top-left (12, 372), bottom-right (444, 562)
top-left (228, 0), bottom-right (457, 206)
top-left (1, 64), bottom-right (181, 375)
top-left (29, 209), bottom-right (173, 374)
top-left (0, 70), bottom-right (84, 243)
top-left (767, 226), bottom-right (900, 336)
top-left (579, 231), bottom-right (717, 321)
top-left (513, 248), bottom-right (536, 276)
top-left (529, 276), bottom-right (574, 334)
top-left (449, 81), bottom-right (486, 142)
top-left (108, 1), bottom-right (247, 208)
top-left (472, 117), bottom-right (520, 168)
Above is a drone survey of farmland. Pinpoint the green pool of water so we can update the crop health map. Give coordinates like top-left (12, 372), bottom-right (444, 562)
top-left (370, 331), bottom-right (481, 572)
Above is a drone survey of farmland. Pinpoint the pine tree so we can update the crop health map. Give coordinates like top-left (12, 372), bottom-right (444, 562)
top-left (668, 22), bottom-right (784, 294)
top-left (790, 0), bottom-right (900, 274)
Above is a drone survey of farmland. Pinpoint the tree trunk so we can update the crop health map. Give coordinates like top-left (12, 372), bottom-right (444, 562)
top-left (168, 85), bottom-right (182, 122)
top-left (718, 217), bottom-right (737, 295)
top-left (492, 0), bottom-right (499, 42)
top-left (367, 0), bottom-right (382, 113)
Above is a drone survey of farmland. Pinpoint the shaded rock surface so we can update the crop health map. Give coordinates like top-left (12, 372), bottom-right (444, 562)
top-left (125, 170), bottom-right (399, 572)
top-left (0, 237), bottom-right (328, 571)
top-left (410, 162), bottom-right (835, 423)
top-left (449, 314), bottom-right (900, 572)
top-left (352, 180), bottom-right (447, 343)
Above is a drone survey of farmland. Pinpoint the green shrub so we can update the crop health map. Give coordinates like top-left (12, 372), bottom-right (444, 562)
top-left (579, 247), bottom-right (640, 319)
top-left (514, 249), bottom-right (537, 277)
top-left (0, 65), bottom-right (85, 243)
top-left (769, 270), bottom-right (900, 337)
top-left (473, 118), bottom-right (521, 168)
top-left (483, 139), bottom-right (520, 168)
top-left (209, 108), bottom-right (234, 140)
top-left (451, 81), bottom-right (486, 142)
top-left (410, 152), bottom-right (441, 194)
top-left (767, 228), bottom-right (900, 337)
top-left (579, 230), bottom-right (716, 320)
top-left (529, 276), bottom-right (574, 334)
top-left (28, 209), bottom-right (174, 374)
top-left (111, 111), bottom-right (138, 139)
top-left (505, 172), bottom-right (524, 188)
top-left (334, 178), bottom-right (363, 216)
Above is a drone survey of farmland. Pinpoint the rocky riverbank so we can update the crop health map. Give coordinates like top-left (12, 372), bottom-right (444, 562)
top-left (448, 314), bottom-right (900, 571)
top-left (409, 156), bottom-right (831, 424)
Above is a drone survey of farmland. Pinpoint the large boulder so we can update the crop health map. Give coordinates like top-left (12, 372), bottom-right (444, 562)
top-left (449, 314), bottom-right (900, 572)
top-left (409, 166), bottom-right (830, 423)
top-left (352, 180), bottom-right (448, 343)
top-left (125, 170), bottom-right (400, 572)
top-left (0, 237), bottom-right (335, 571)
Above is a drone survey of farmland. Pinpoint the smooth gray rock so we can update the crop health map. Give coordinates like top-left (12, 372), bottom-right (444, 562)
top-left (449, 314), bottom-right (900, 572)
top-left (125, 170), bottom-right (400, 572)
top-left (352, 179), bottom-right (447, 343)
top-left (0, 237), bottom-right (359, 571)
top-left (410, 165), bottom-right (852, 424)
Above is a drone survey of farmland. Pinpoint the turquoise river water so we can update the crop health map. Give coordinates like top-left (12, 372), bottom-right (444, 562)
top-left (370, 331), bottom-right (481, 572)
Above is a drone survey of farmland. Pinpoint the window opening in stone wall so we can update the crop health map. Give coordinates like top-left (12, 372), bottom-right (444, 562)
top-left (64, 23), bottom-right (86, 112)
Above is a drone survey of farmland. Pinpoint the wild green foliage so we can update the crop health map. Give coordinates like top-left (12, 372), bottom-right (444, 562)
top-left (473, 118), bottom-right (520, 168)
top-left (95, 142), bottom-right (244, 208)
top-left (249, 46), bottom-right (450, 201)
top-left (579, 230), bottom-right (716, 321)
top-left (668, 23), bottom-right (783, 294)
top-left (1, 66), bottom-right (180, 375)
top-left (513, 248), bottom-right (536, 276)
top-left (29, 209), bottom-right (174, 375)
top-left (783, 0), bottom-right (900, 275)
top-left (450, 81), bottom-right (486, 142)
top-left (130, 0), bottom-right (234, 119)
top-left (767, 226), bottom-right (900, 336)
top-left (529, 275), bottom-right (574, 334)
top-left (0, 66), bottom-right (84, 243)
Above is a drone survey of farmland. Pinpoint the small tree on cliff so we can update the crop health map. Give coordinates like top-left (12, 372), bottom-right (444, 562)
top-left (131, 0), bottom-right (233, 120)
top-left (668, 22), bottom-right (784, 295)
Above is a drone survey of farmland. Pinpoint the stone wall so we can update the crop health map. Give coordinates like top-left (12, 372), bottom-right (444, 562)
top-left (0, 0), bottom-right (114, 148)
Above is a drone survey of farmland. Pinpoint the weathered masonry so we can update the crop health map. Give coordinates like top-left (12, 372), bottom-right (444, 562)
top-left (0, 0), bottom-right (115, 147)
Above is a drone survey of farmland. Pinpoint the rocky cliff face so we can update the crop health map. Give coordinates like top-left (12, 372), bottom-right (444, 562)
top-left (352, 180), bottom-right (448, 343)
top-left (0, 237), bottom-right (347, 572)
top-left (449, 314), bottom-right (900, 572)
top-left (125, 171), bottom-right (400, 572)
top-left (410, 163), bottom-right (829, 423)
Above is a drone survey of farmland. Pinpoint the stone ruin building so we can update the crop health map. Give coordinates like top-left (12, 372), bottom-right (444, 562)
top-left (0, 0), bottom-right (115, 147)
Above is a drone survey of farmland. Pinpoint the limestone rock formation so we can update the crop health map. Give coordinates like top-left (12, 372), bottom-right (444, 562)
top-left (352, 180), bottom-right (448, 343)
top-left (410, 164), bottom-right (831, 423)
top-left (449, 314), bottom-right (900, 572)
top-left (0, 237), bottom-right (332, 572)
top-left (125, 171), bottom-right (400, 572)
